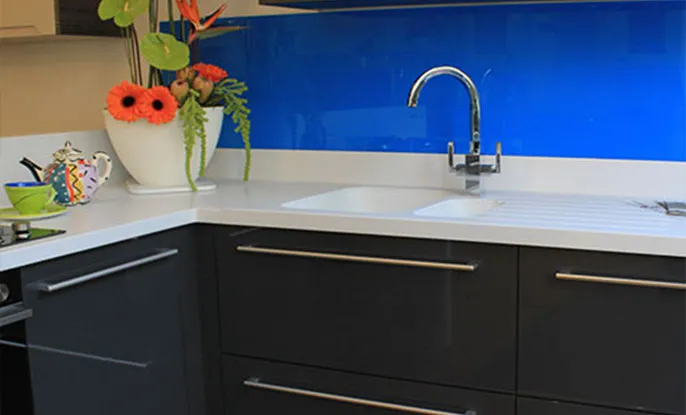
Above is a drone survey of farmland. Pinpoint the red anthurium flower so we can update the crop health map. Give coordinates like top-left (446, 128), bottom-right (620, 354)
top-left (193, 63), bottom-right (227, 82)
top-left (176, 0), bottom-right (227, 42)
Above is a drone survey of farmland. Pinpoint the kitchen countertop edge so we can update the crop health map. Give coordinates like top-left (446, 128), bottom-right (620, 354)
top-left (1, 181), bottom-right (685, 271)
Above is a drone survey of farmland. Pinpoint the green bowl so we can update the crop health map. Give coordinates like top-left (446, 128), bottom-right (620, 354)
top-left (4, 182), bottom-right (56, 215)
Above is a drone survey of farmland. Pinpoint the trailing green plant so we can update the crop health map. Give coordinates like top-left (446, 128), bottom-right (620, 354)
top-left (179, 89), bottom-right (207, 192)
top-left (172, 63), bottom-right (251, 184)
top-left (99, 0), bottom-right (252, 191)
top-left (209, 78), bottom-right (251, 181)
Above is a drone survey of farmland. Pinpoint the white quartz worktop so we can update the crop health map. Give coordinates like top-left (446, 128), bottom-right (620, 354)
top-left (1, 180), bottom-right (685, 271)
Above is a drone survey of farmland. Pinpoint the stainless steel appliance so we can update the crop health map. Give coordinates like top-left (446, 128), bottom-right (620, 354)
top-left (0, 224), bottom-right (64, 248)
top-left (0, 224), bottom-right (63, 414)
top-left (0, 271), bottom-right (34, 414)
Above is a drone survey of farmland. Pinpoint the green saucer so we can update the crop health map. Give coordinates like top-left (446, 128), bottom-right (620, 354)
top-left (0, 204), bottom-right (68, 221)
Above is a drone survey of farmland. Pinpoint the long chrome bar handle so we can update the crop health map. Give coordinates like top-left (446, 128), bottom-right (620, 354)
top-left (244, 378), bottom-right (476, 415)
top-left (556, 272), bottom-right (686, 290)
top-left (236, 246), bottom-right (478, 272)
top-left (33, 249), bottom-right (179, 293)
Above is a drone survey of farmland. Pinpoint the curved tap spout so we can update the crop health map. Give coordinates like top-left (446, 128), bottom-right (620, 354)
top-left (406, 66), bottom-right (481, 155)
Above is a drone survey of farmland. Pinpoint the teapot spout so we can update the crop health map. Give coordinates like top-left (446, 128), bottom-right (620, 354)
top-left (19, 157), bottom-right (45, 182)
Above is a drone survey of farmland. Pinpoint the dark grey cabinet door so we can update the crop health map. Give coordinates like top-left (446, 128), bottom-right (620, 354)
top-left (20, 228), bottom-right (204, 415)
top-left (56, 0), bottom-right (119, 36)
top-left (224, 355), bottom-right (515, 415)
top-left (217, 227), bottom-right (517, 393)
top-left (518, 247), bottom-right (686, 415)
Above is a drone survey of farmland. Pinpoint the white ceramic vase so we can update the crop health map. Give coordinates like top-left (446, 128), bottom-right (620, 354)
top-left (104, 107), bottom-right (223, 188)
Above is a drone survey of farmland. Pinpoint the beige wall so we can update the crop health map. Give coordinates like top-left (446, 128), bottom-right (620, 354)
top-left (0, 1), bottom-right (300, 138)
top-left (0, 37), bottom-right (130, 137)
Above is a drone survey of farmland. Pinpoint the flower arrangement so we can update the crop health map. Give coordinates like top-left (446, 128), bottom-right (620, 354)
top-left (98, 0), bottom-right (250, 191)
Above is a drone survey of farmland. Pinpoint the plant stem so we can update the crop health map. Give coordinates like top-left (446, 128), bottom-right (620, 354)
top-left (180, 16), bottom-right (186, 43)
top-left (125, 27), bottom-right (136, 84)
top-left (122, 28), bottom-right (135, 83)
top-left (130, 26), bottom-right (143, 86)
top-left (130, 33), bottom-right (139, 84)
top-left (167, 0), bottom-right (176, 38)
top-left (192, 41), bottom-right (200, 65)
top-left (149, 0), bottom-right (155, 33)
top-left (147, 0), bottom-right (161, 87)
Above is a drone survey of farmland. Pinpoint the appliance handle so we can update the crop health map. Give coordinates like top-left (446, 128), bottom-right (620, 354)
top-left (0, 302), bottom-right (32, 328)
top-left (244, 378), bottom-right (476, 415)
top-left (236, 246), bottom-right (478, 272)
top-left (34, 249), bottom-right (179, 293)
top-left (0, 338), bottom-right (150, 369)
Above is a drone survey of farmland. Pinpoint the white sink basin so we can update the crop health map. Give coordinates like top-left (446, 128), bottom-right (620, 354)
top-left (414, 198), bottom-right (503, 218)
top-left (283, 186), bottom-right (460, 214)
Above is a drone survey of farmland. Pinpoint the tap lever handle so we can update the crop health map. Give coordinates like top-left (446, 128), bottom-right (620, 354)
top-left (494, 142), bottom-right (502, 174)
top-left (448, 142), bottom-right (455, 170)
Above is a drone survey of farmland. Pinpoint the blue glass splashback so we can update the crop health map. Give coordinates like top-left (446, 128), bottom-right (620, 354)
top-left (197, 1), bottom-right (686, 161)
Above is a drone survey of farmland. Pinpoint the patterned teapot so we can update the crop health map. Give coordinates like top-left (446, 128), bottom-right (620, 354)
top-left (20, 141), bottom-right (112, 206)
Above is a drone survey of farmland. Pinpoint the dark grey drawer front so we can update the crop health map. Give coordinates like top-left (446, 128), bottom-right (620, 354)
top-left (224, 355), bottom-right (515, 415)
top-left (518, 397), bottom-right (662, 415)
top-left (519, 247), bottom-right (686, 415)
top-left (217, 228), bottom-right (517, 393)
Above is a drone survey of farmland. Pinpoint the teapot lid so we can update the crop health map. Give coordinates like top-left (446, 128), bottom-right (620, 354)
top-left (52, 141), bottom-right (85, 162)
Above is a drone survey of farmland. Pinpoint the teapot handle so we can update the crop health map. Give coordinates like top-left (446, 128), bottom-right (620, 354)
top-left (93, 152), bottom-right (113, 186)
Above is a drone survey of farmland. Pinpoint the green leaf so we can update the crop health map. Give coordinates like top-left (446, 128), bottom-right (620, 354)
top-left (98, 0), bottom-right (149, 27)
top-left (140, 33), bottom-right (190, 71)
top-left (191, 26), bottom-right (245, 41)
top-left (97, 0), bottom-right (118, 19)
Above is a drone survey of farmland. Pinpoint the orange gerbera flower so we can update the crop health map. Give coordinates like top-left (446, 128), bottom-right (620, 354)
top-left (139, 87), bottom-right (178, 125)
top-left (106, 81), bottom-right (144, 122)
top-left (193, 63), bottom-right (227, 82)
